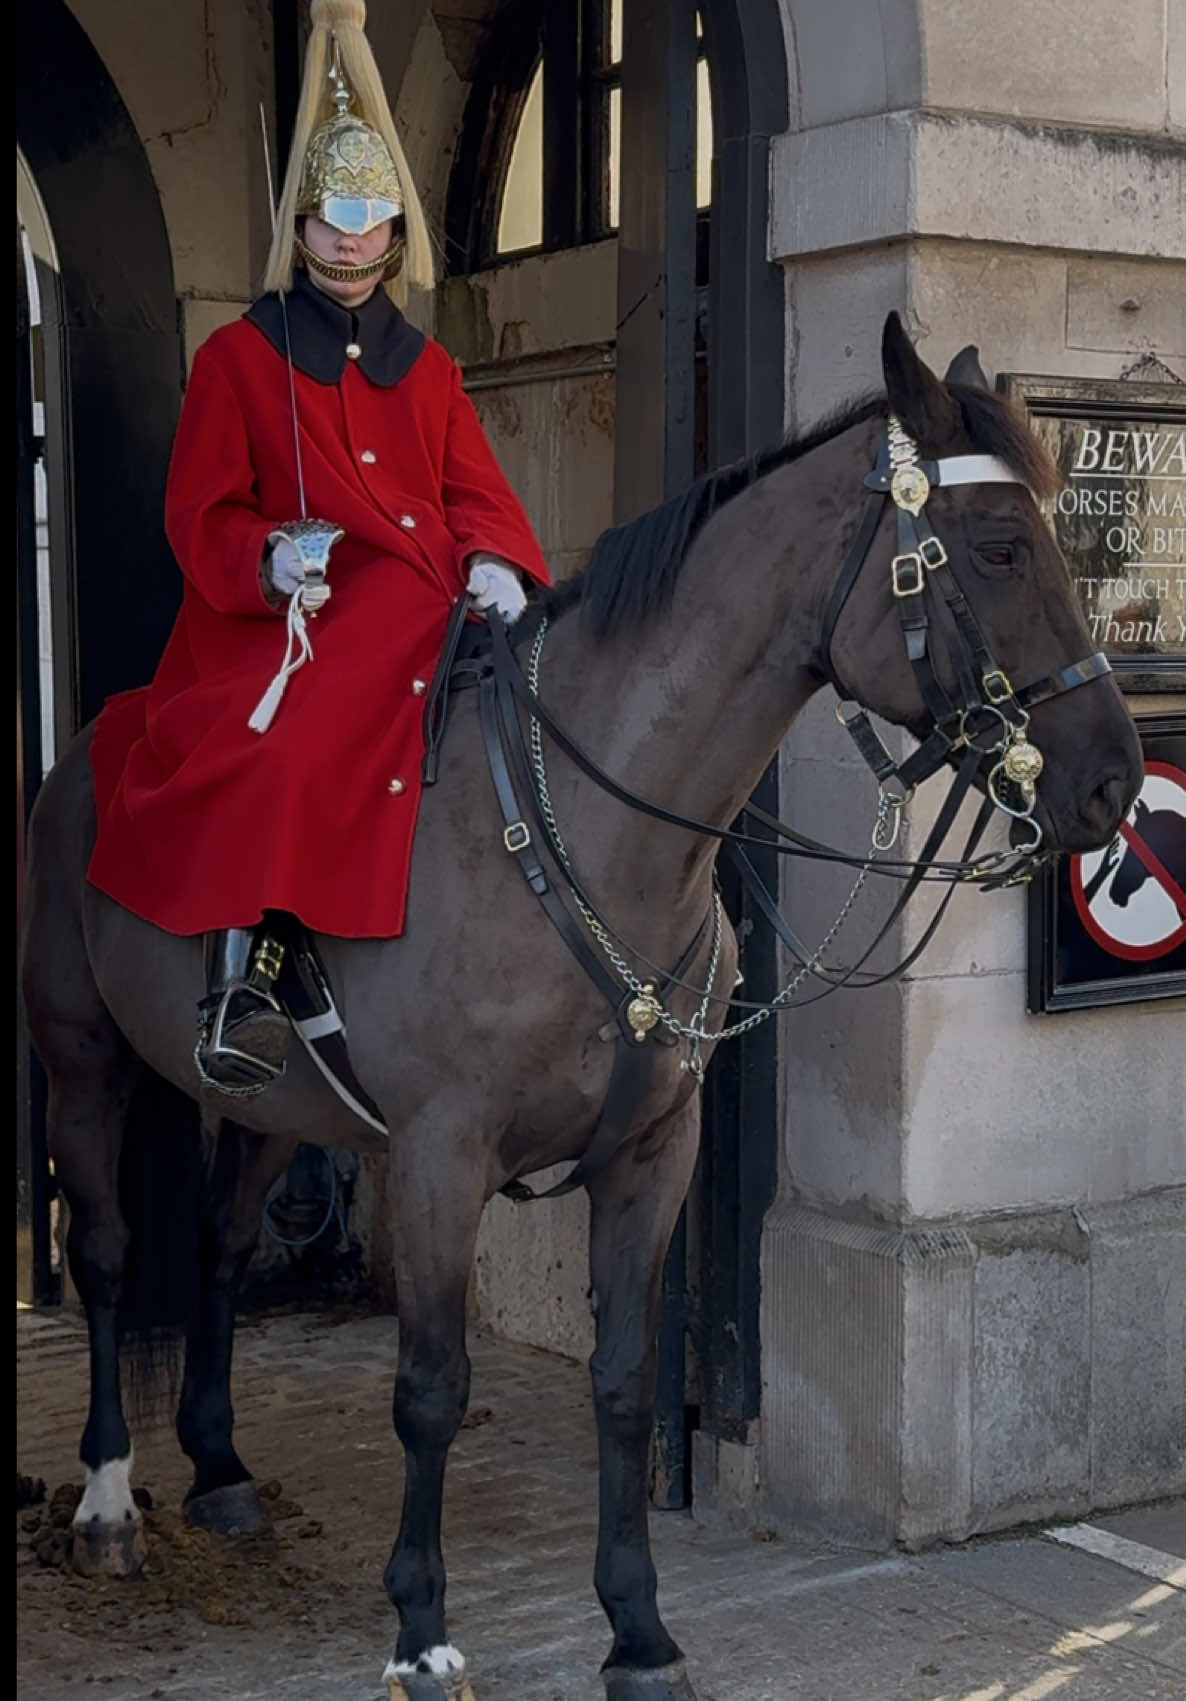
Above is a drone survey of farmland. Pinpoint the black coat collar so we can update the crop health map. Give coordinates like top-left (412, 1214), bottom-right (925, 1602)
top-left (245, 267), bottom-right (425, 388)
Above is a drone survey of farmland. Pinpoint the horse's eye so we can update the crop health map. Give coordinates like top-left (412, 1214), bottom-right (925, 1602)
top-left (973, 542), bottom-right (1017, 571)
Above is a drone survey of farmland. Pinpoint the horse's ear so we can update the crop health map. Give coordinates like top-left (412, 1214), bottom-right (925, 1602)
top-left (945, 344), bottom-right (991, 390)
top-left (881, 312), bottom-right (959, 450)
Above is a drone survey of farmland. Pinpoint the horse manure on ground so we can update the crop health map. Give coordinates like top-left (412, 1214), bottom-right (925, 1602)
top-left (16, 1473), bottom-right (46, 1509)
top-left (16, 1478), bottom-right (339, 1639)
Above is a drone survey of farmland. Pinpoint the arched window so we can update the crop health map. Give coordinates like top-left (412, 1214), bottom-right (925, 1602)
top-left (446, 1), bottom-right (713, 273)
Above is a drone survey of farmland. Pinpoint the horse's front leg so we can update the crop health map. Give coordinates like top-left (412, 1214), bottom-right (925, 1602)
top-left (177, 1123), bottom-right (296, 1535)
top-left (588, 1095), bottom-right (701, 1701)
top-left (382, 1119), bottom-right (486, 1701)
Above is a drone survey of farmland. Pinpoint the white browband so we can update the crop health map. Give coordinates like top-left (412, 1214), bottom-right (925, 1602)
top-left (933, 454), bottom-right (1021, 487)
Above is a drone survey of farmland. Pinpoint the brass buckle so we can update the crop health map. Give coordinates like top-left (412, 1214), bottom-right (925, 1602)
top-left (982, 668), bottom-right (1013, 705)
top-left (503, 821), bottom-right (532, 854)
top-left (918, 535), bottom-right (948, 571)
top-left (891, 552), bottom-right (925, 597)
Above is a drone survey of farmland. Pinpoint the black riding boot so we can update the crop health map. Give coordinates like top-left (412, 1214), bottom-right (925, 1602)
top-left (196, 927), bottom-right (289, 1095)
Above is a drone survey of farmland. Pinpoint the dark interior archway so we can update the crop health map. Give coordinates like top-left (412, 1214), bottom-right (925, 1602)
top-left (16, 0), bottom-right (183, 725)
top-left (16, 0), bottom-right (183, 1307)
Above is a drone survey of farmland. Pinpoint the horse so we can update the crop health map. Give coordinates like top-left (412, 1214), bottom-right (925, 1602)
top-left (20, 315), bottom-right (1142, 1701)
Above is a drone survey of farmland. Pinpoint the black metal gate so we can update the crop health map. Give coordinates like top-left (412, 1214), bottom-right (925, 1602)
top-left (610, 0), bottom-right (788, 1506)
top-left (17, 230), bottom-right (57, 1308)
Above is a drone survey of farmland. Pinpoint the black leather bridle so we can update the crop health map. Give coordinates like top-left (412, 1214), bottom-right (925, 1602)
top-left (437, 417), bottom-right (1115, 1036)
top-left (818, 413), bottom-right (1112, 862)
top-left (426, 419), bottom-right (1120, 1200)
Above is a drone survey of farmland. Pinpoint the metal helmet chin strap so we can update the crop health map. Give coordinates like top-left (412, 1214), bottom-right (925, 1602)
top-left (820, 413), bottom-right (1112, 867)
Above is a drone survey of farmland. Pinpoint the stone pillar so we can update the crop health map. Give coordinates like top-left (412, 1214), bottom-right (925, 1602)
top-left (758, 0), bottom-right (1186, 1544)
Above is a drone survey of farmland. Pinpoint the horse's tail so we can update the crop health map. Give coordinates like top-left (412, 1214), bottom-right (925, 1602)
top-left (118, 1066), bottom-right (204, 1416)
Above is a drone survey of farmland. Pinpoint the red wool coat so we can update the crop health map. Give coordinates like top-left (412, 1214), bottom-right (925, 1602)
top-left (87, 297), bottom-right (550, 938)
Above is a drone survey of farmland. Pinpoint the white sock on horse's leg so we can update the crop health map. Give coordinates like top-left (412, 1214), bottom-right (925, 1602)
top-left (384, 1644), bottom-right (473, 1701)
top-left (74, 1451), bottom-right (138, 1527)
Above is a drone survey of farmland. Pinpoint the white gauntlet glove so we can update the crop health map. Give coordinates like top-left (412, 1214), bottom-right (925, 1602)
top-left (266, 532), bottom-right (332, 611)
top-left (466, 556), bottom-right (527, 624)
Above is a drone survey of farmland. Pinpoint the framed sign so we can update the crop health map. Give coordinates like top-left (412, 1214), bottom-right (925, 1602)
top-left (1027, 715), bottom-right (1186, 1011)
top-left (999, 374), bottom-right (1186, 693)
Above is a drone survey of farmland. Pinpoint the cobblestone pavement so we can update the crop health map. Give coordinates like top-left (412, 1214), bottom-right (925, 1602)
top-left (16, 1307), bottom-right (1186, 1701)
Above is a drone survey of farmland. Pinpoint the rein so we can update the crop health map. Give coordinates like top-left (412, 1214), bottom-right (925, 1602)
top-left (476, 416), bottom-right (1112, 1047)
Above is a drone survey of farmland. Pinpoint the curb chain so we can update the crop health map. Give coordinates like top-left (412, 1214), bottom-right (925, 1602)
top-left (525, 621), bottom-right (885, 1050)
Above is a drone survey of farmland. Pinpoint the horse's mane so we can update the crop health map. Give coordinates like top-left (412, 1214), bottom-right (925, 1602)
top-left (542, 382), bottom-right (1060, 640)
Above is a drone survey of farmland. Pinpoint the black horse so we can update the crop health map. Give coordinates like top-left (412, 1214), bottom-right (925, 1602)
top-left (20, 317), bottom-right (1142, 1701)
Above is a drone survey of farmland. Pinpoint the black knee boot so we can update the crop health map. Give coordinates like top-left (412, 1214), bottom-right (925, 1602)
top-left (196, 927), bottom-right (289, 1095)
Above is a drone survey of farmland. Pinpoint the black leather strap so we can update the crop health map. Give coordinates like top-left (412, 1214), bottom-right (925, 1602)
top-left (422, 593), bottom-right (476, 785)
top-left (1016, 651), bottom-right (1112, 709)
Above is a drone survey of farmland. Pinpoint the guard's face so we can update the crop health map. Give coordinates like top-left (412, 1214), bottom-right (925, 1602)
top-left (300, 215), bottom-right (395, 309)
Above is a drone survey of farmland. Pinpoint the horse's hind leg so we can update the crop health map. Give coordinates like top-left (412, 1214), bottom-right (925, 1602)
top-left (381, 1118), bottom-right (486, 1701)
top-left (178, 1122), bottom-right (297, 1535)
top-left (25, 974), bottom-right (146, 1575)
top-left (588, 1098), bottom-right (702, 1701)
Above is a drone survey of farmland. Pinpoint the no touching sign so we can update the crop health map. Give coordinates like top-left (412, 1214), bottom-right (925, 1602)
top-left (1027, 720), bottom-right (1186, 1011)
top-left (1071, 763), bottom-right (1186, 962)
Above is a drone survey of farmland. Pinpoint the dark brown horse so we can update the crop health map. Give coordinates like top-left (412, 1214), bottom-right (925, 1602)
top-left (20, 317), bottom-right (1142, 1701)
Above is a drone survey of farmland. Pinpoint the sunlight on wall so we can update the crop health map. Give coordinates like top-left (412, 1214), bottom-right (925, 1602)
top-left (497, 63), bottom-right (542, 254)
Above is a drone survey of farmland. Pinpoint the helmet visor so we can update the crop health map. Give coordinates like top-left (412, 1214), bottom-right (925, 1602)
top-left (319, 195), bottom-right (402, 236)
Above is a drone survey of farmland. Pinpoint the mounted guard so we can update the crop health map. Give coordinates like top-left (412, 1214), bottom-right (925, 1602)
top-left (85, 0), bottom-right (550, 1095)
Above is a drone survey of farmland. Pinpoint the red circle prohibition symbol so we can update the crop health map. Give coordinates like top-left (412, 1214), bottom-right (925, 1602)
top-left (1070, 761), bottom-right (1186, 961)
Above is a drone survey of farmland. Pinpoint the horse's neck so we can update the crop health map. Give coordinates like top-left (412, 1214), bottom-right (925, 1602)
top-left (537, 418), bottom-right (877, 935)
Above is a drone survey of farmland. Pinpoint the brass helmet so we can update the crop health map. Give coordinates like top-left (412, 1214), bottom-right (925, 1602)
top-left (292, 60), bottom-right (407, 284)
top-left (263, 0), bottom-right (433, 301)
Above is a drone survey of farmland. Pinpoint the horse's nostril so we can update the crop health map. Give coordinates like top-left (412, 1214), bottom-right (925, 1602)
top-left (1089, 773), bottom-right (1131, 831)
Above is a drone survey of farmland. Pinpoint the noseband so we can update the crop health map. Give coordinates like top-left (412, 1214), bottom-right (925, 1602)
top-left (819, 415), bottom-right (1111, 858)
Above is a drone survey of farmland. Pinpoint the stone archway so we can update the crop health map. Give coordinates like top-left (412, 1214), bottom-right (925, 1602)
top-left (16, 0), bottom-right (182, 724)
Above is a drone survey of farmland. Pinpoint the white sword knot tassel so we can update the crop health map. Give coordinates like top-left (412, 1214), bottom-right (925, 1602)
top-left (249, 519), bottom-right (344, 734)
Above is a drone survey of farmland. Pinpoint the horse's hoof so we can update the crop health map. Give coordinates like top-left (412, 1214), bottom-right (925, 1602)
top-left (384, 1649), bottom-right (476, 1701)
top-left (184, 1480), bottom-right (272, 1537)
top-left (603, 1662), bottom-right (698, 1701)
top-left (71, 1514), bottom-right (147, 1577)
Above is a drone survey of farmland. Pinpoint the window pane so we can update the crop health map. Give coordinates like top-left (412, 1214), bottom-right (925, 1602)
top-left (610, 0), bottom-right (623, 67)
top-left (608, 83), bottom-right (621, 230)
top-left (497, 63), bottom-right (543, 254)
top-left (696, 56), bottom-right (713, 209)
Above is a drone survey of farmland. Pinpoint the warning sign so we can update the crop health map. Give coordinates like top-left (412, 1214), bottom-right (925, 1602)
top-left (1071, 762), bottom-right (1186, 961)
top-left (1027, 718), bottom-right (1186, 1011)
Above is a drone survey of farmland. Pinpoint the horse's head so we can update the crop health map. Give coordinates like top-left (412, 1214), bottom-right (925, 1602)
top-left (828, 314), bottom-right (1142, 855)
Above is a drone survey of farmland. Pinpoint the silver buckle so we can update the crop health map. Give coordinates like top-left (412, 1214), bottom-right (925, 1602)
top-left (891, 552), bottom-right (925, 597)
top-left (982, 668), bottom-right (1013, 705)
top-left (503, 821), bottom-right (531, 854)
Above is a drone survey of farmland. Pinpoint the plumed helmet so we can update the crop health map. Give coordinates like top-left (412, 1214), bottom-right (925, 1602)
top-left (263, 0), bottom-right (433, 302)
